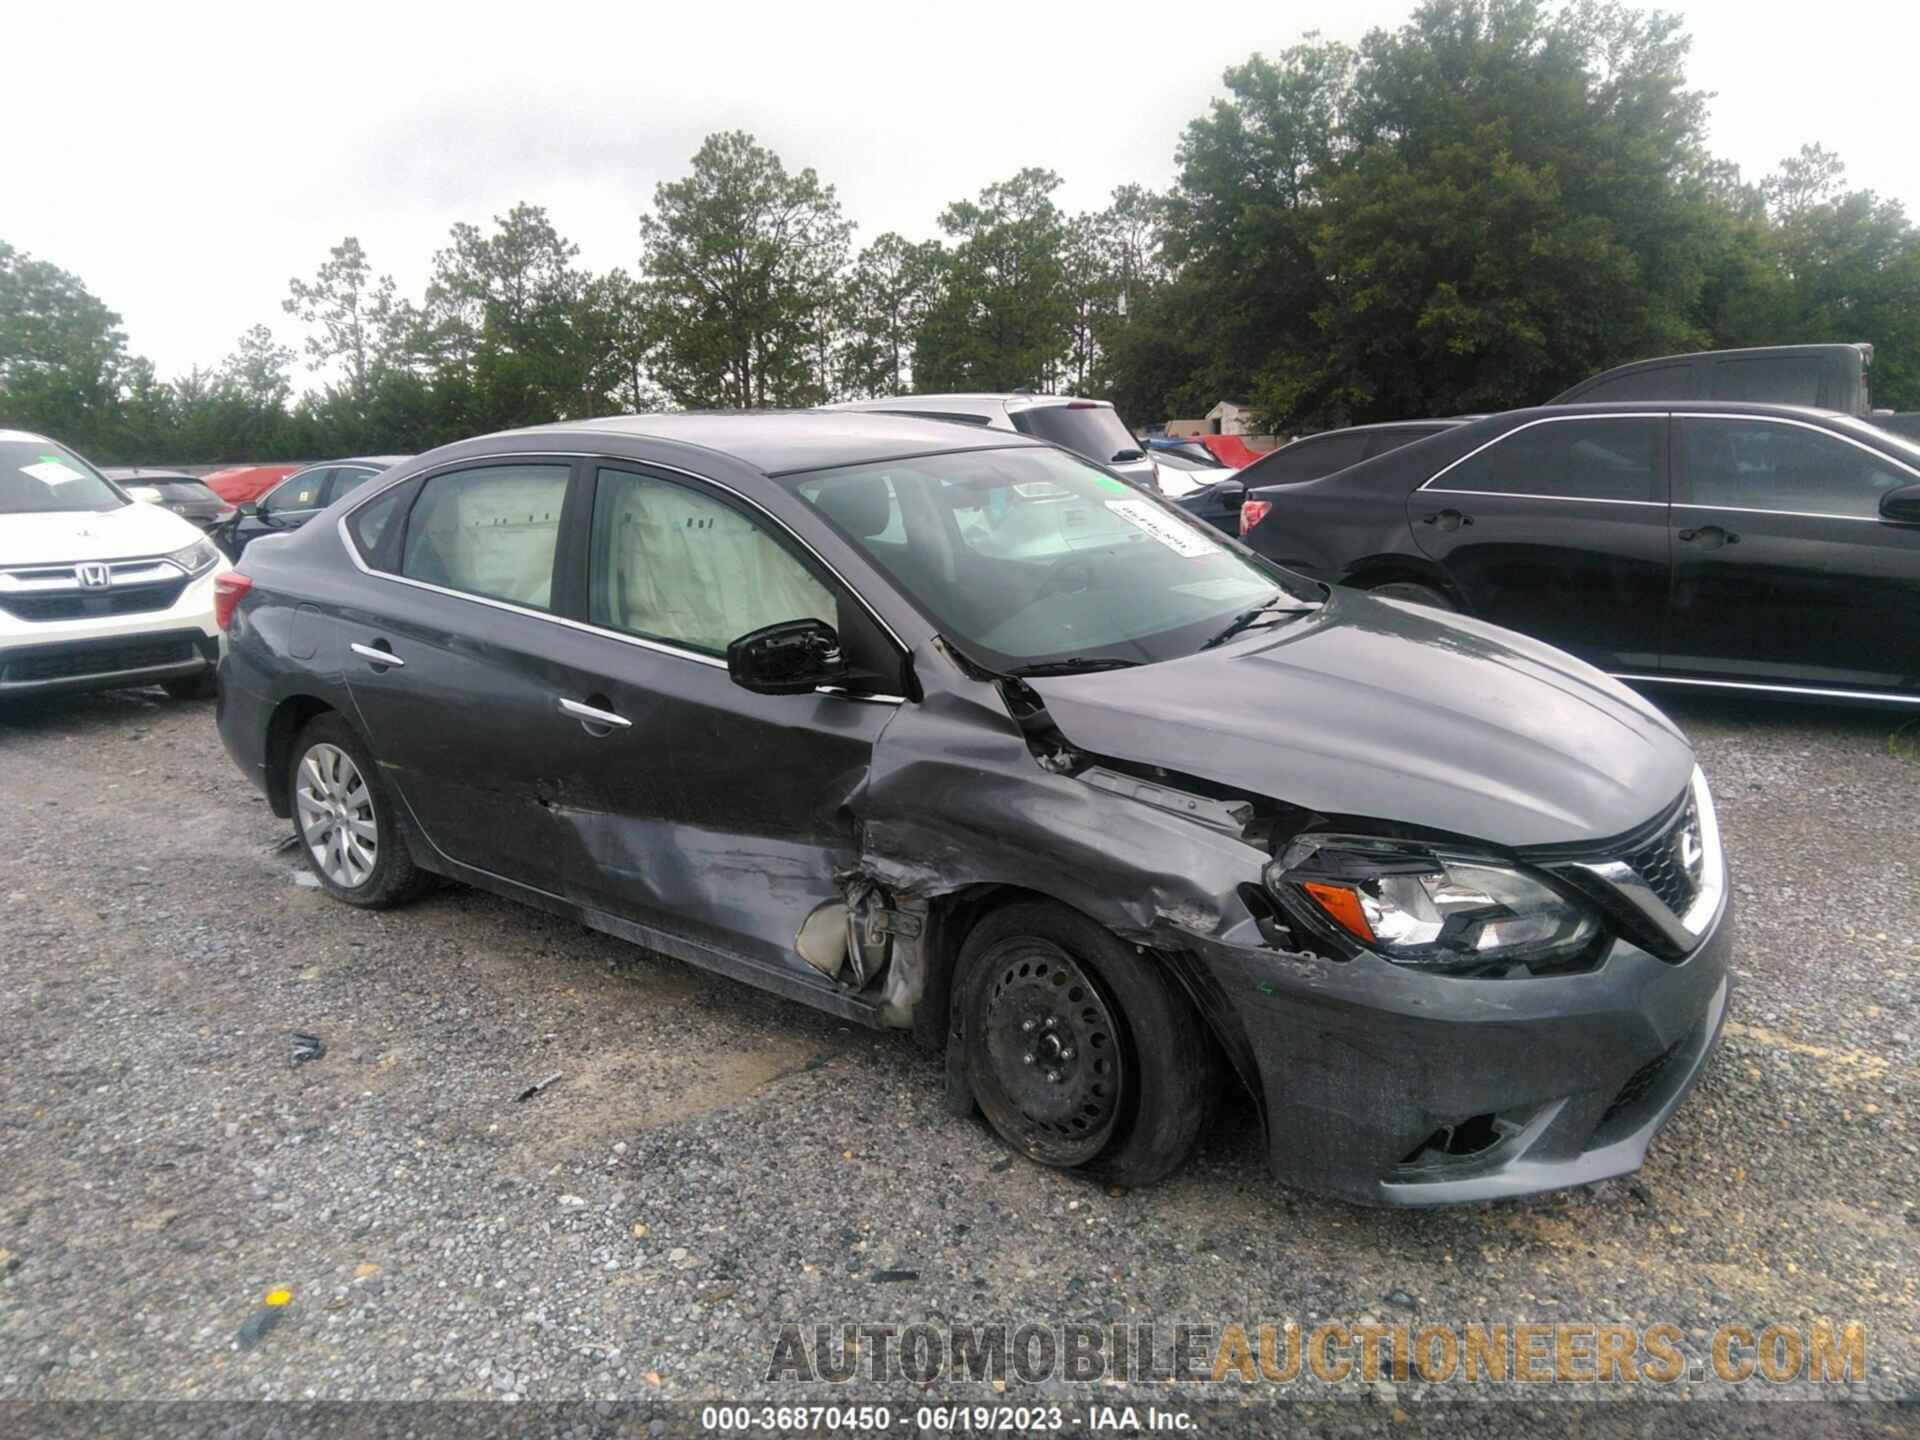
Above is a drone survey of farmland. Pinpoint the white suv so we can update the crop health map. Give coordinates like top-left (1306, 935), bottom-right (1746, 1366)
top-left (827, 394), bottom-right (1192, 494)
top-left (0, 430), bottom-right (231, 698)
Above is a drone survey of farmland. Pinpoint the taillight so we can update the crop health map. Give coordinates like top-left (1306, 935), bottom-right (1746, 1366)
top-left (213, 571), bottom-right (252, 631)
top-left (1240, 499), bottom-right (1273, 536)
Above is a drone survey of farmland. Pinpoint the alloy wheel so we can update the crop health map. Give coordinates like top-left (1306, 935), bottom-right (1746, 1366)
top-left (295, 742), bottom-right (378, 888)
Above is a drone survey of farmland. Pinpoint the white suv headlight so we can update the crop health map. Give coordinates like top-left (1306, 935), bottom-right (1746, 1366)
top-left (166, 538), bottom-right (220, 576)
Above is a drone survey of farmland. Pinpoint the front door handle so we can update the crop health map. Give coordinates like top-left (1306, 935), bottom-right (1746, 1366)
top-left (557, 696), bottom-right (631, 732)
top-left (349, 642), bottom-right (404, 669)
top-left (1677, 525), bottom-right (1739, 548)
top-left (1419, 508), bottom-right (1473, 531)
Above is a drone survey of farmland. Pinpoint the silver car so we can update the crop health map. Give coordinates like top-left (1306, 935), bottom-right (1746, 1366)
top-left (829, 393), bottom-right (1166, 494)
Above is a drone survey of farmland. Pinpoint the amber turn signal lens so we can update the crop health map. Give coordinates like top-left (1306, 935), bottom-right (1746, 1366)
top-left (1302, 880), bottom-right (1375, 942)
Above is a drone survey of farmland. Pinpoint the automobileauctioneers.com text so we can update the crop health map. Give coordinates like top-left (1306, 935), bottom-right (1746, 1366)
top-left (767, 1319), bottom-right (1867, 1388)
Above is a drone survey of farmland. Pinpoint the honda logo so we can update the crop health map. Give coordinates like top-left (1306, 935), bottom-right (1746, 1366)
top-left (76, 563), bottom-right (113, 590)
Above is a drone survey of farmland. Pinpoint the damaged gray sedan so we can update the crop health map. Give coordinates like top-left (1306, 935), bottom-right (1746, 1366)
top-left (214, 413), bottom-right (1731, 1205)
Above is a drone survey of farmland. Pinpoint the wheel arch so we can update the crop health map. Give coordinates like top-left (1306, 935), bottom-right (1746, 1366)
top-left (263, 694), bottom-right (339, 818)
top-left (1342, 553), bottom-right (1467, 608)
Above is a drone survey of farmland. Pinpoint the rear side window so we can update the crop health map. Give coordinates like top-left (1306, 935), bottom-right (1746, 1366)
top-left (1679, 417), bottom-right (1914, 518)
top-left (1242, 431), bottom-right (1371, 485)
top-left (346, 487), bottom-right (405, 563)
top-left (1432, 418), bottom-right (1662, 502)
top-left (1572, 363), bottom-right (1694, 403)
top-left (400, 464), bottom-right (569, 610)
top-left (328, 467), bottom-right (378, 503)
top-left (588, 468), bottom-right (837, 655)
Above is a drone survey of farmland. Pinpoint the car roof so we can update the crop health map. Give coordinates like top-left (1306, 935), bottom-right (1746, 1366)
top-left (1292, 419), bottom-right (1468, 438)
top-left (1498, 400), bottom-right (1850, 423)
top-left (831, 393), bottom-right (1113, 414)
top-left (507, 411), bottom-right (1049, 477)
top-left (296, 455), bottom-right (411, 470)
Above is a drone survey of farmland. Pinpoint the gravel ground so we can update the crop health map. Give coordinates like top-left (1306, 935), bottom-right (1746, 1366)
top-left (0, 685), bottom-right (1913, 1434)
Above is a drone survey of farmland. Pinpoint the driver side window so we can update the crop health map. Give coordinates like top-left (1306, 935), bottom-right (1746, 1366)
top-left (587, 468), bottom-right (837, 655)
top-left (263, 470), bottom-right (327, 516)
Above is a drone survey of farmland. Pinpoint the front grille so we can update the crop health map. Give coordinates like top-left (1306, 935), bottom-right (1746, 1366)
top-left (0, 633), bottom-right (199, 685)
top-left (1619, 791), bottom-right (1703, 917)
top-left (0, 578), bottom-right (188, 622)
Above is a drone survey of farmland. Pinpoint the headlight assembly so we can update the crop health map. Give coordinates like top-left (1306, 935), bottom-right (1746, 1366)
top-left (166, 538), bottom-right (220, 576)
top-left (1265, 835), bottom-right (1601, 973)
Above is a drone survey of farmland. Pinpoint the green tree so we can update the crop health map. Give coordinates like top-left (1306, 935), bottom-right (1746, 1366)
top-left (1758, 145), bottom-right (1920, 408)
top-left (283, 237), bottom-right (408, 403)
top-left (639, 131), bottom-right (853, 409)
top-left (913, 168), bottom-right (1074, 392)
top-left (840, 232), bottom-right (943, 397)
top-left (0, 240), bottom-right (130, 451)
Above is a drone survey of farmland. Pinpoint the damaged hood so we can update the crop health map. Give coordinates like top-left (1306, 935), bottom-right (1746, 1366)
top-left (1024, 591), bottom-right (1695, 848)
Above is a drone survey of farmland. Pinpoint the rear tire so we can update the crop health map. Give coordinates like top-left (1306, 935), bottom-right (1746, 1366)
top-left (289, 714), bottom-right (433, 909)
top-left (956, 901), bottom-right (1219, 1187)
top-left (1364, 579), bottom-right (1456, 612)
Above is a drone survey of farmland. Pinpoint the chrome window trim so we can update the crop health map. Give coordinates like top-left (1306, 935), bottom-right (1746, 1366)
top-left (1611, 673), bottom-right (1920, 706)
top-left (1419, 412), bottom-right (1668, 497)
top-left (333, 448), bottom-right (912, 689)
top-left (1670, 411), bottom-right (1920, 520)
top-left (1412, 488), bottom-right (1664, 508)
top-left (1669, 502), bottom-right (1891, 524)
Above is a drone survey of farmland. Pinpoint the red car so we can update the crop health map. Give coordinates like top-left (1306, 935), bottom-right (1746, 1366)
top-left (202, 463), bottom-right (302, 505)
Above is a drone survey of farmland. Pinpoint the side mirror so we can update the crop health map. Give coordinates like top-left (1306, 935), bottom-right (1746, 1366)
top-left (1881, 482), bottom-right (1920, 523)
top-left (727, 618), bottom-right (848, 696)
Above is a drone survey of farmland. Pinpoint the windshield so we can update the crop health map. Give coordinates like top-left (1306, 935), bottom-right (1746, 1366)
top-left (1835, 415), bottom-right (1920, 467)
top-left (1012, 404), bottom-right (1145, 465)
top-left (791, 445), bottom-right (1320, 673)
top-left (0, 437), bottom-right (125, 514)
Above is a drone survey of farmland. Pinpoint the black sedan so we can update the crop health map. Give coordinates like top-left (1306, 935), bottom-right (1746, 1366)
top-left (215, 413), bottom-right (1729, 1204)
top-left (225, 455), bottom-right (409, 557)
top-left (1178, 420), bottom-right (1466, 534)
top-left (102, 467), bottom-right (237, 536)
top-left (1240, 401), bottom-right (1920, 705)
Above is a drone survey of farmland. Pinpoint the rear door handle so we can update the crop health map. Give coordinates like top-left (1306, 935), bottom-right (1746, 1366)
top-left (557, 697), bottom-right (631, 731)
top-left (1419, 508), bottom-right (1472, 531)
top-left (349, 642), bottom-right (404, 669)
top-left (1678, 525), bottom-right (1739, 547)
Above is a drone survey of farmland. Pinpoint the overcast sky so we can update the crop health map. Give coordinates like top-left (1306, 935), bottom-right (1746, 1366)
top-left (6, 0), bottom-right (1915, 385)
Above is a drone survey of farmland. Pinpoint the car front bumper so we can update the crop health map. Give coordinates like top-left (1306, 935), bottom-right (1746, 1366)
top-left (0, 565), bottom-right (227, 696)
top-left (1189, 890), bottom-right (1733, 1206)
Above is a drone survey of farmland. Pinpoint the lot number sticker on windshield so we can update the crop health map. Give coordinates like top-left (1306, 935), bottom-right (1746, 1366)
top-left (1104, 499), bottom-right (1221, 558)
top-left (23, 459), bottom-right (87, 486)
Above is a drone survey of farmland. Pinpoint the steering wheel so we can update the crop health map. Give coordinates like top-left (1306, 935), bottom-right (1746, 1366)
top-left (1031, 551), bottom-right (1098, 604)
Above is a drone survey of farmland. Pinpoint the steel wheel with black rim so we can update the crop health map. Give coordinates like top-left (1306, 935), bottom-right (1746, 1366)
top-left (956, 900), bottom-right (1219, 1187)
top-left (288, 713), bottom-right (432, 908)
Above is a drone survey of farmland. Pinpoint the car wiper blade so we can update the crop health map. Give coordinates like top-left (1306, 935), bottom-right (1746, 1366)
top-left (1005, 657), bottom-right (1143, 677)
top-left (1200, 595), bottom-right (1318, 650)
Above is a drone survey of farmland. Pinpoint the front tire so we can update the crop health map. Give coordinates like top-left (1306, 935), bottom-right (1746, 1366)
top-left (956, 901), bottom-right (1219, 1187)
top-left (289, 714), bottom-right (432, 908)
